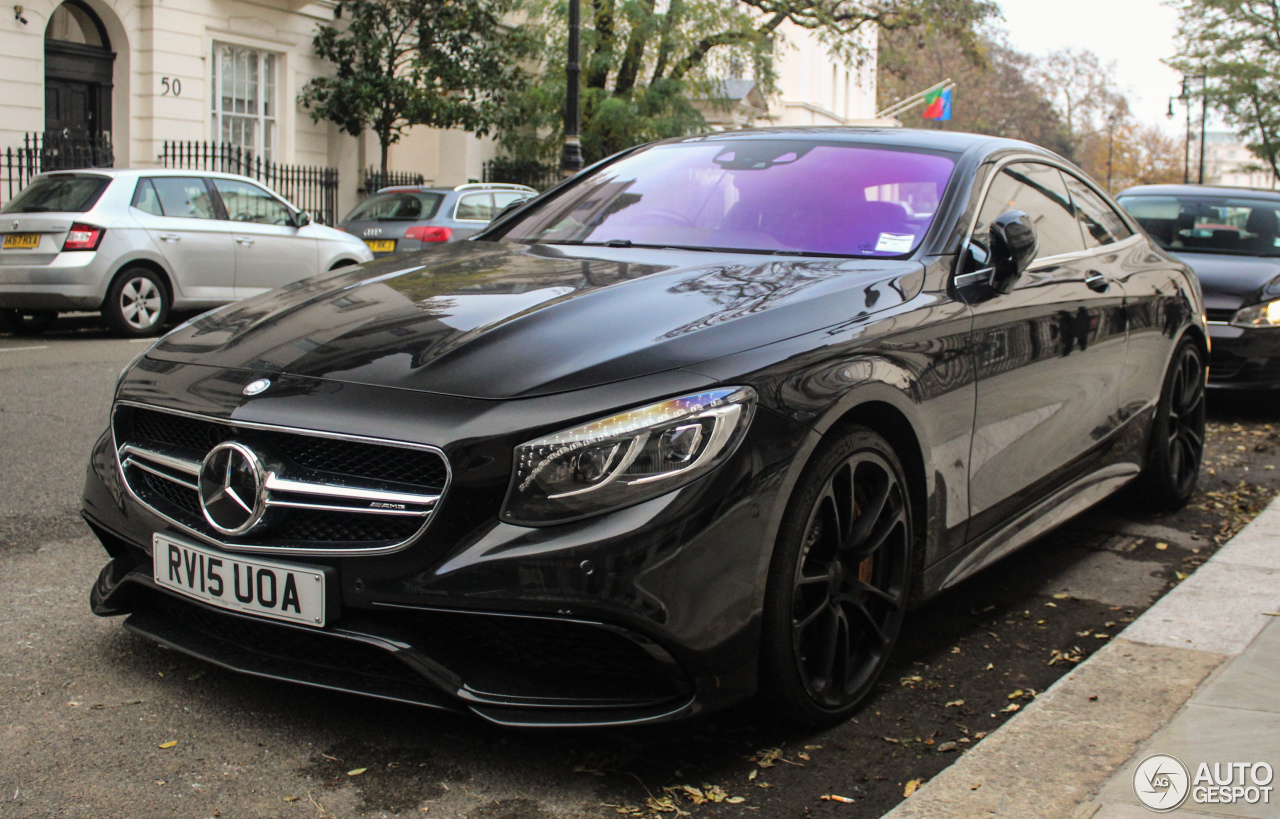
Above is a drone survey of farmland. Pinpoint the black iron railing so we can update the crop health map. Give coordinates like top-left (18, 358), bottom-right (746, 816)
top-left (360, 168), bottom-right (426, 195)
top-left (159, 141), bottom-right (340, 226)
top-left (483, 158), bottom-right (561, 192)
top-left (2, 131), bottom-right (114, 202)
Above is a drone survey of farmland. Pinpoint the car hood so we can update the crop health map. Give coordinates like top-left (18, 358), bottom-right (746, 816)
top-left (148, 241), bottom-right (924, 399)
top-left (1173, 251), bottom-right (1280, 310)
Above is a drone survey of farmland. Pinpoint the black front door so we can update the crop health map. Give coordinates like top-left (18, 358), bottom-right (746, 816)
top-left (45, 77), bottom-right (99, 137)
top-left (45, 42), bottom-right (114, 138)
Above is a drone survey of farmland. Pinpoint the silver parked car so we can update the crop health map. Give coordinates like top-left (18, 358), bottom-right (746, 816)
top-left (0, 169), bottom-right (373, 336)
top-left (339, 183), bottom-right (536, 258)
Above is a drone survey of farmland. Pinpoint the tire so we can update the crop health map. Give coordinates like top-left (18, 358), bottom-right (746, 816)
top-left (1130, 338), bottom-right (1206, 511)
top-left (103, 268), bottom-right (170, 337)
top-left (759, 426), bottom-right (914, 728)
top-left (1, 308), bottom-right (58, 336)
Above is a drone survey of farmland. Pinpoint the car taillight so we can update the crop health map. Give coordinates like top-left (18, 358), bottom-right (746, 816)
top-left (63, 223), bottom-right (105, 251)
top-left (404, 225), bottom-right (451, 243)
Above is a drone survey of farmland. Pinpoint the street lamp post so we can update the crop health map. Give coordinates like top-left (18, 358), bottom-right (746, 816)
top-left (1182, 74), bottom-right (1207, 184)
top-left (560, 0), bottom-right (584, 178)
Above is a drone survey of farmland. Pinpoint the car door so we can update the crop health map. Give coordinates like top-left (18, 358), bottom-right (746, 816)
top-left (962, 161), bottom-right (1128, 538)
top-left (1060, 172), bottom-right (1176, 423)
top-left (449, 192), bottom-right (495, 240)
top-left (210, 178), bottom-right (319, 297)
top-left (130, 177), bottom-right (237, 304)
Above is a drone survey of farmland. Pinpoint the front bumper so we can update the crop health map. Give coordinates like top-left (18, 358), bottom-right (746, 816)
top-left (1207, 323), bottom-right (1280, 389)
top-left (83, 362), bottom-right (808, 726)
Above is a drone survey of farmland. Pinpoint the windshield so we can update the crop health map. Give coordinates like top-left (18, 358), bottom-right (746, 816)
top-left (1118, 194), bottom-right (1280, 257)
top-left (2, 174), bottom-right (111, 214)
top-left (343, 192), bottom-right (444, 222)
top-left (494, 140), bottom-right (957, 257)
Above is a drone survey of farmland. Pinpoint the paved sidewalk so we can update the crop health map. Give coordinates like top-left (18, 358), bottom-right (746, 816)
top-left (882, 493), bottom-right (1280, 819)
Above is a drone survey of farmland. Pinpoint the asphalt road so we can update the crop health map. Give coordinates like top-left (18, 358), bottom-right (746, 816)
top-left (1, 322), bottom-right (1275, 819)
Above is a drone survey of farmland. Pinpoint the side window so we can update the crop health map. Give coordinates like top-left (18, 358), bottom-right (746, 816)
top-left (212, 178), bottom-right (293, 225)
top-left (975, 162), bottom-right (1085, 260)
top-left (492, 191), bottom-right (531, 214)
top-left (455, 193), bottom-right (495, 221)
top-left (149, 177), bottom-right (217, 219)
top-left (132, 179), bottom-right (163, 216)
top-left (1062, 174), bottom-right (1133, 247)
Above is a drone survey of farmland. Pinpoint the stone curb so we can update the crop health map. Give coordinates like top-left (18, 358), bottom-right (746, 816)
top-left (879, 493), bottom-right (1280, 819)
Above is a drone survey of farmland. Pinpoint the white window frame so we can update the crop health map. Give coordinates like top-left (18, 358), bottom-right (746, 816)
top-left (211, 41), bottom-right (280, 161)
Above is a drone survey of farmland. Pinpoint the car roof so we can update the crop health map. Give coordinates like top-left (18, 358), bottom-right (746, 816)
top-left (1119, 183), bottom-right (1280, 201)
top-left (657, 126), bottom-right (1029, 156)
top-left (374, 183), bottom-right (537, 195)
top-left (36, 167), bottom-right (279, 185)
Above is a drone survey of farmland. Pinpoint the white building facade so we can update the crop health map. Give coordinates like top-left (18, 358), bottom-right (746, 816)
top-left (0, 0), bottom-right (498, 215)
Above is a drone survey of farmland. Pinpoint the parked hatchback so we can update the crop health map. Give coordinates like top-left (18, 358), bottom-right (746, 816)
top-left (339, 183), bottom-right (536, 258)
top-left (0, 170), bottom-right (373, 337)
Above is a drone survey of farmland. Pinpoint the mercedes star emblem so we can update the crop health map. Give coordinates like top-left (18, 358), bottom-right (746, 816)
top-left (198, 442), bottom-right (268, 535)
top-left (243, 378), bottom-right (271, 396)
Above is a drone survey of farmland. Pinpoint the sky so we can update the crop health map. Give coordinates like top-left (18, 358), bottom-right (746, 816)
top-left (995, 0), bottom-right (1187, 132)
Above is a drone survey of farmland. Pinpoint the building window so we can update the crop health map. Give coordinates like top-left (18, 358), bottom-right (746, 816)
top-left (211, 43), bottom-right (277, 160)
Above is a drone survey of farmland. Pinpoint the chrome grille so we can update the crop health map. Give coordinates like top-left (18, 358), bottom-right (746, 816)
top-left (113, 403), bottom-right (450, 556)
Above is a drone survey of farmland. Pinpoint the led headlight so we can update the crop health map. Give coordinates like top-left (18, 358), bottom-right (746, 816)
top-left (1231, 299), bottom-right (1280, 328)
top-left (502, 387), bottom-right (757, 525)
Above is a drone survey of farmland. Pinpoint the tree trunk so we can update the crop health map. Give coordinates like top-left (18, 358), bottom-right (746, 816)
top-left (650, 0), bottom-right (681, 83)
top-left (614, 0), bottom-right (655, 95)
top-left (585, 0), bottom-right (615, 90)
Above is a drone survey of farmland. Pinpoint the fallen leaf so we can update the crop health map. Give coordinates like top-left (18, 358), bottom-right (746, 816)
top-left (347, 768), bottom-right (368, 776)
top-left (753, 748), bottom-right (782, 768)
top-left (748, 769), bottom-right (758, 782)
top-left (881, 736), bottom-right (901, 744)
top-left (970, 783), bottom-right (982, 791)
top-left (1007, 690), bottom-right (1023, 699)
top-left (1000, 703), bottom-right (1021, 713)
top-left (904, 779), bottom-right (923, 797)
top-left (974, 731), bottom-right (987, 739)
top-left (804, 745), bottom-right (822, 750)
top-left (158, 741), bottom-right (177, 749)
top-left (1176, 572), bottom-right (1188, 581)
top-left (984, 663), bottom-right (993, 671)
top-left (1095, 633), bottom-right (1109, 639)
top-left (1046, 602), bottom-right (1057, 608)
top-left (1052, 593), bottom-right (1069, 600)
top-left (284, 796), bottom-right (299, 803)
top-left (944, 699), bottom-right (964, 708)
top-left (937, 741), bottom-right (958, 752)
top-left (798, 752), bottom-right (810, 761)
top-left (725, 796), bottom-right (746, 804)
top-left (1155, 542), bottom-right (1169, 550)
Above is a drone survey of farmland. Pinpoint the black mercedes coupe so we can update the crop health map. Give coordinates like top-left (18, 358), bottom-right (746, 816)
top-left (1118, 184), bottom-right (1280, 390)
top-left (84, 129), bottom-right (1207, 728)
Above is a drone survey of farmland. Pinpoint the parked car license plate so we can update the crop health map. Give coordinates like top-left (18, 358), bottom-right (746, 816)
top-left (2, 233), bottom-right (39, 249)
top-left (365, 239), bottom-right (396, 253)
top-left (152, 534), bottom-right (329, 627)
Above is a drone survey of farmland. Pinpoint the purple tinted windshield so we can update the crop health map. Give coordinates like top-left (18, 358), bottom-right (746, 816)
top-left (500, 141), bottom-right (956, 256)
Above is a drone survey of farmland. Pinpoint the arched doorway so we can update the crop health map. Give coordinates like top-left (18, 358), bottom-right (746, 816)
top-left (44, 1), bottom-right (115, 144)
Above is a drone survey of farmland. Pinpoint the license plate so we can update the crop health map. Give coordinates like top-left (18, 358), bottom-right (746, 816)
top-left (2, 233), bottom-right (39, 249)
top-left (365, 239), bottom-right (396, 253)
top-left (153, 534), bottom-right (330, 627)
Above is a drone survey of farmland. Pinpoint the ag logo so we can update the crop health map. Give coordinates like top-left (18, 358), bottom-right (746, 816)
top-left (1134, 753), bottom-right (1190, 812)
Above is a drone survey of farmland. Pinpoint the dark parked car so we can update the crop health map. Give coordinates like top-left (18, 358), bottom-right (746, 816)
top-left (85, 129), bottom-right (1206, 728)
top-left (1118, 184), bottom-right (1280, 389)
top-left (338, 183), bottom-right (536, 258)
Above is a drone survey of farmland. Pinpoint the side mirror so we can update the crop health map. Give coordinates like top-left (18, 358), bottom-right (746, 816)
top-left (988, 210), bottom-right (1037, 294)
top-left (295, 211), bottom-right (313, 228)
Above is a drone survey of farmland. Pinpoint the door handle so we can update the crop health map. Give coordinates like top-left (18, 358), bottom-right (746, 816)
top-left (235, 237), bottom-right (255, 246)
top-left (1084, 271), bottom-right (1110, 293)
top-left (158, 233), bottom-right (181, 242)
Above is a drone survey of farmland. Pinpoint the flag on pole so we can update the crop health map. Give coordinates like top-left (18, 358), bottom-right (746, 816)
top-left (922, 87), bottom-right (952, 121)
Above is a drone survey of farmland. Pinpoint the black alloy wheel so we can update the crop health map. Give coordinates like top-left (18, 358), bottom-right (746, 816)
top-left (760, 427), bottom-right (913, 727)
top-left (1132, 338), bottom-right (1206, 511)
top-left (1, 308), bottom-right (58, 336)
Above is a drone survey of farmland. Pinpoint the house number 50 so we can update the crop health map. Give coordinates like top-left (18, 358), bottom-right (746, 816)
top-left (161, 77), bottom-right (182, 96)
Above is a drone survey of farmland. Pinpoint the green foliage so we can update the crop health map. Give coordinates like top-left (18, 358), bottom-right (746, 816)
top-left (500, 0), bottom-right (998, 167)
top-left (300, 0), bottom-right (532, 175)
top-left (1170, 0), bottom-right (1280, 178)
